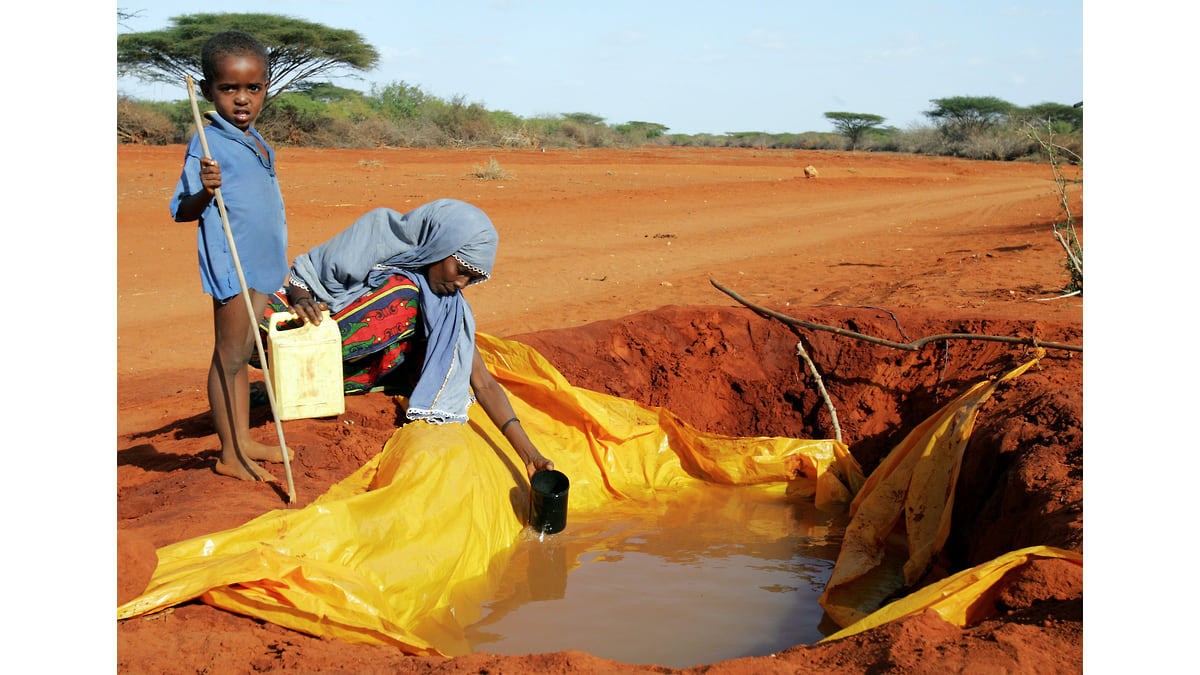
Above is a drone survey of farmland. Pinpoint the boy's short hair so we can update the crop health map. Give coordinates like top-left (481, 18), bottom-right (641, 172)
top-left (200, 30), bottom-right (269, 82)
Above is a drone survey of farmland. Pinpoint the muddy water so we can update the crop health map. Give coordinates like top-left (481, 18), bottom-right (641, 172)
top-left (464, 484), bottom-right (848, 668)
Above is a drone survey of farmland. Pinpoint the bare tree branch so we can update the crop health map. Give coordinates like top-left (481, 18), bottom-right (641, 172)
top-left (710, 279), bottom-right (1083, 353)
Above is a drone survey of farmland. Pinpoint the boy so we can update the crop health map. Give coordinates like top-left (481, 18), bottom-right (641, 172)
top-left (170, 31), bottom-right (288, 482)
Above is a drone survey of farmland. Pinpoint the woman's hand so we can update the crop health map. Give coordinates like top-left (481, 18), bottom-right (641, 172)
top-left (286, 289), bottom-right (328, 325)
top-left (521, 448), bottom-right (555, 479)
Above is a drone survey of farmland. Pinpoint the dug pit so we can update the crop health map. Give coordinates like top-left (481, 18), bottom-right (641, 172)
top-left (464, 483), bottom-right (849, 668)
top-left (117, 303), bottom-right (1082, 673)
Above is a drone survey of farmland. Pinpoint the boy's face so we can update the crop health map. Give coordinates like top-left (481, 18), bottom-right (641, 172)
top-left (201, 53), bottom-right (269, 133)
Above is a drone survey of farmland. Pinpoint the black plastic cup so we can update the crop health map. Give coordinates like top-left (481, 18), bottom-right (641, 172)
top-left (529, 469), bottom-right (570, 535)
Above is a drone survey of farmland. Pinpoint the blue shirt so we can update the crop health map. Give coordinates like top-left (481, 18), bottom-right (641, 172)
top-left (170, 113), bottom-right (288, 301)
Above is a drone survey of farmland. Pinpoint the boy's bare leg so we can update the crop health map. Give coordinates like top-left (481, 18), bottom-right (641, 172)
top-left (238, 289), bottom-right (293, 463)
top-left (209, 294), bottom-right (276, 481)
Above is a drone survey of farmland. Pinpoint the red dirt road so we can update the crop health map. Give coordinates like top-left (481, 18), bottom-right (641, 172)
top-left (117, 145), bottom-right (1083, 673)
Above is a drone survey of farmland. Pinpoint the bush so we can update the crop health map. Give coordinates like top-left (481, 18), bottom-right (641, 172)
top-left (115, 91), bottom-right (1080, 161)
top-left (117, 97), bottom-right (184, 144)
top-left (890, 124), bottom-right (944, 155)
top-left (370, 81), bottom-right (430, 122)
top-left (957, 128), bottom-right (1038, 161)
top-left (426, 95), bottom-right (495, 144)
top-left (471, 157), bottom-right (510, 180)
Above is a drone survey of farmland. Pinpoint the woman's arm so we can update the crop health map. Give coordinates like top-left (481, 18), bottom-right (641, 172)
top-left (470, 346), bottom-right (555, 479)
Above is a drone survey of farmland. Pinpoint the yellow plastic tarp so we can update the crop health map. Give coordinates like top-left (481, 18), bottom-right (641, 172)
top-left (821, 545), bottom-right (1083, 642)
top-left (818, 351), bottom-right (1046, 628)
top-left (117, 333), bottom-right (863, 656)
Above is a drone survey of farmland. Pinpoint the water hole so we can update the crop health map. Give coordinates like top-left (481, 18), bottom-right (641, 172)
top-left (464, 482), bottom-right (848, 668)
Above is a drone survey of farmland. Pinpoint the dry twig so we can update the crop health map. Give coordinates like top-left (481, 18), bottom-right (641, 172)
top-left (795, 339), bottom-right (842, 443)
top-left (711, 279), bottom-right (1083, 353)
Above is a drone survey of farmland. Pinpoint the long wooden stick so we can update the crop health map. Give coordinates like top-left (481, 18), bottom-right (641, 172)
top-left (710, 278), bottom-right (1083, 353)
top-left (186, 76), bottom-right (296, 503)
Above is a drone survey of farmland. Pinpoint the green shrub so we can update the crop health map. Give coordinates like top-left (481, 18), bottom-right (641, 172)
top-left (115, 90), bottom-right (1081, 160)
top-left (370, 81), bottom-right (430, 122)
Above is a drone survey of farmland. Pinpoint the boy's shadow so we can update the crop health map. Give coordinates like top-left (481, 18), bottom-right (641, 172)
top-left (125, 403), bottom-right (275, 446)
top-left (118, 443), bottom-right (216, 474)
top-left (120, 406), bottom-right (277, 480)
top-left (121, 409), bottom-right (217, 474)
top-left (128, 409), bottom-right (214, 443)
top-left (118, 442), bottom-right (292, 502)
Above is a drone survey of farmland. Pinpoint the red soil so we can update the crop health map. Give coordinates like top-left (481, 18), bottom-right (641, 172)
top-left (117, 145), bottom-right (1083, 673)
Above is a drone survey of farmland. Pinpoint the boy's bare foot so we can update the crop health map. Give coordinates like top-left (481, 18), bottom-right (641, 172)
top-left (242, 439), bottom-right (294, 463)
top-left (214, 456), bottom-right (277, 482)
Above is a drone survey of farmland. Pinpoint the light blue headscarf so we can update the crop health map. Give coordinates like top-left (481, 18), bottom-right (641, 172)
top-left (289, 199), bottom-right (499, 424)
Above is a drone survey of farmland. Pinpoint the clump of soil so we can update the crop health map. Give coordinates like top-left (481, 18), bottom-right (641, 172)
top-left (117, 304), bottom-right (1082, 673)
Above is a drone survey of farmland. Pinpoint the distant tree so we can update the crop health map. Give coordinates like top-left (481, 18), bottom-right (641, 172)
top-left (1021, 102), bottom-right (1083, 131)
top-left (294, 81), bottom-right (364, 102)
top-left (370, 81), bottom-right (432, 121)
top-left (823, 112), bottom-right (885, 150)
top-left (562, 112), bottom-right (605, 125)
top-left (924, 96), bottom-right (1015, 140)
top-left (117, 13), bottom-right (379, 106)
top-left (616, 121), bottom-right (669, 138)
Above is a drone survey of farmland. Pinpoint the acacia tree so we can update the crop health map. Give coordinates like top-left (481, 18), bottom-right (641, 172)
top-left (117, 13), bottom-right (379, 106)
top-left (923, 96), bottom-right (1015, 141)
top-left (823, 112), bottom-right (885, 150)
top-left (616, 121), bottom-right (669, 138)
top-left (562, 112), bottom-right (606, 125)
top-left (1020, 102), bottom-right (1083, 132)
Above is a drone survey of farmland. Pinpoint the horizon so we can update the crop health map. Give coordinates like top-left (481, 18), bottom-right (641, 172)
top-left (116, 0), bottom-right (1083, 137)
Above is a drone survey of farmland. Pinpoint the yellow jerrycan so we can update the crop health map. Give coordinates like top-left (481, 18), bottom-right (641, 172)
top-left (267, 310), bottom-right (345, 420)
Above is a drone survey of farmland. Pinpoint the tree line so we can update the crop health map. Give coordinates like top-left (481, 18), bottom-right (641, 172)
top-left (118, 12), bottom-right (1080, 161)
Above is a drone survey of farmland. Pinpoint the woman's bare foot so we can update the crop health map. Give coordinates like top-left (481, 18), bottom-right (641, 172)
top-left (242, 439), bottom-right (294, 463)
top-left (214, 454), bottom-right (277, 482)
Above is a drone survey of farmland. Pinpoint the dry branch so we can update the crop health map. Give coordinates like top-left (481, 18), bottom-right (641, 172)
top-left (795, 339), bottom-right (842, 443)
top-left (711, 279), bottom-right (1083, 353)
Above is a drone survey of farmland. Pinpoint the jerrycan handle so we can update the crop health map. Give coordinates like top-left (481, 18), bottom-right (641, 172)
top-left (269, 309), bottom-right (333, 334)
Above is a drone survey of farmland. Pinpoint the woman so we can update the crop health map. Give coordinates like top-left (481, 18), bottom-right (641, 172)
top-left (258, 199), bottom-right (553, 479)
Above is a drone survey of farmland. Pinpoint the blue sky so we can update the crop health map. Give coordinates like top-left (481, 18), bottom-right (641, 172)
top-left (116, 0), bottom-right (1083, 136)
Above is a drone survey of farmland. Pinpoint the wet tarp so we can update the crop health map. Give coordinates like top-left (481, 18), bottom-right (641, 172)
top-left (818, 351), bottom-right (1048, 628)
top-left (117, 336), bottom-right (1064, 655)
top-left (821, 544), bottom-right (1082, 642)
top-left (116, 333), bottom-right (863, 656)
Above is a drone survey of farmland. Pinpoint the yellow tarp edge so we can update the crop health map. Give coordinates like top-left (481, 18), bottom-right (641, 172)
top-left (818, 351), bottom-right (1045, 628)
top-left (820, 545), bottom-right (1083, 642)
